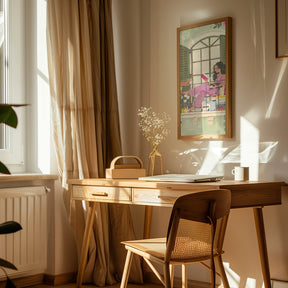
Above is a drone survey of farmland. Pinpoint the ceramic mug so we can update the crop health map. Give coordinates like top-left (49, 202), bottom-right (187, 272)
top-left (232, 166), bottom-right (249, 181)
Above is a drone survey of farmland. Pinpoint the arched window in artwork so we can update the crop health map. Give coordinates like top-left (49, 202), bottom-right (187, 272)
top-left (190, 35), bottom-right (225, 88)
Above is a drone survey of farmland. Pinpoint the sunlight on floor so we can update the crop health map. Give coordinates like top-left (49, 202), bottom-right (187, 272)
top-left (223, 263), bottom-right (260, 288)
top-left (245, 278), bottom-right (257, 288)
top-left (223, 262), bottom-right (240, 288)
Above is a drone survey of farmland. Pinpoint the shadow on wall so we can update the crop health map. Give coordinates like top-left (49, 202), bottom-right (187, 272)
top-left (170, 116), bottom-right (278, 181)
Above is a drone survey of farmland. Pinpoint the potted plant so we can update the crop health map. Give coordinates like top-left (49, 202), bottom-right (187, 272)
top-left (0, 221), bottom-right (22, 288)
top-left (0, 104), bottom-right (23, 287)
top-left (0, 104), bottom-right (26, 174)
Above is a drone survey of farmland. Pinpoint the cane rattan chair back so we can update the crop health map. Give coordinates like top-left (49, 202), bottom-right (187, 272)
top-left (120, 189), bottom-right (231, 288)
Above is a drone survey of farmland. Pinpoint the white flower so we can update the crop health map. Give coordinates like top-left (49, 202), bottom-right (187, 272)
top-left (137, 107), bottom-right (171, 149)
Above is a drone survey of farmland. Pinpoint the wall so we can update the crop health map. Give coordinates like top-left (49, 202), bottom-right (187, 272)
top-left (113, 0), bottom-right (288, 287)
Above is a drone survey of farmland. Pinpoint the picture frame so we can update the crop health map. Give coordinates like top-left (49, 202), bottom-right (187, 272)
top-left (177, 17), bottom-right (232, 140)
top-left (276, 0), bottom-right (288, 58)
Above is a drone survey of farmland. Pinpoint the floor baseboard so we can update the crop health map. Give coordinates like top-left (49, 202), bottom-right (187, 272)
top-left (0, 272), bottom-right (77, 288)
top-left (44, 272), bottom-right (77, 286)
top-left (0, 274), bottom-right (45, 288)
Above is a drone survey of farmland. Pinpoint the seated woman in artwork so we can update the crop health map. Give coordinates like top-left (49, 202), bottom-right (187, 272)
top-left (189, 61), bottom-right (226, 109)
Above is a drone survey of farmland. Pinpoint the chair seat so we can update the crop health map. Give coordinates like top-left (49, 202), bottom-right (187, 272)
top-left (122, 237), bottom-right (219, 263)
top-left (122, 238), bottom-right (166, 260)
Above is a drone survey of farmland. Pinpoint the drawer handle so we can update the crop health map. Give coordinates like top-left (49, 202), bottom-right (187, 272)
top-left (157, 196), bottom-right (177, 202)
top-left (91, 192), bottom-right (109, 197)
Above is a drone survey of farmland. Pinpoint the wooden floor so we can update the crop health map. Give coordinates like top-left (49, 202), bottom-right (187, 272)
top-left (31, 283), bottom-right (161, 288)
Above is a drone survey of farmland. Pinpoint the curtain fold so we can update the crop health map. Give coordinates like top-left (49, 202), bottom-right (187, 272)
top-left (46, 0), bottom-right (143, 285)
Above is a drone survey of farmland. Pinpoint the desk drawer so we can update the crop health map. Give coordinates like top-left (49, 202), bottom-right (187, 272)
top-left (72, 185), bottom-right (132, 203)
top-left (133, 188), bottom-right (193, 206)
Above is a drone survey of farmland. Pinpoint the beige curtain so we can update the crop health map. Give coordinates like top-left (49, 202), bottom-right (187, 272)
top-left (46, 0), bottom-right (142, 285)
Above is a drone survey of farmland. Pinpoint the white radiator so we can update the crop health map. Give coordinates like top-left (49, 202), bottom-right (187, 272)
top-left (0, 186), bottom-right (47, 278)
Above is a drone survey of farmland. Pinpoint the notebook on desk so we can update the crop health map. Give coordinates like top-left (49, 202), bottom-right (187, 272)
top-left (139, 174), bottom-right (223, 183)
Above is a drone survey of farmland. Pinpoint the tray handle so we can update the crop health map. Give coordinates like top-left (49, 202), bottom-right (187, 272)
top-left (110, 156), bottom-right (144, 169)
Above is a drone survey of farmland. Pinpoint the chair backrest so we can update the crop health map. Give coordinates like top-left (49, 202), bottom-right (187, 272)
top-left (165, 189), bottom-right (231, 262)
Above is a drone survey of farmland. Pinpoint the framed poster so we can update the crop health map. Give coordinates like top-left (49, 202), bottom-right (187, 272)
top-left (177, 17), bottom-right (232, 140)
top-left (276, 0), bottom-right (288, 58)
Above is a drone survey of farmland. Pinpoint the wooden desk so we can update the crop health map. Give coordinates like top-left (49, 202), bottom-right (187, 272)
top-left (68, 178), bottom-right (286, 288)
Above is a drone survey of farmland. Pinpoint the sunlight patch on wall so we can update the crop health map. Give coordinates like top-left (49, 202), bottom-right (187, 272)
top-left (178, 148), bottom-right (200, 169)
top-left (178, 139), bottom-right (277, 175)
top-left (259, 1), bottom-right (266, 80)
top-left (179, 148), bottom-right (198, 155)
top-left (37, 0), bottom-right (50, 173)
top-left (221, 142), bottom-right (278, 164)
top-left (220, 117), bottom-right (278, 180)
top-left (266, 60), bottom-right (287, 119)
top-left (198, 141), bottom-right (225, 175)
top-left (240, 117), bottom-right (259, 181)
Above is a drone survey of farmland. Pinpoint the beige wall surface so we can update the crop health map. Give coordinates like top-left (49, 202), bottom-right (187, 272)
top-left (113, 0), bottom-right (288, 287)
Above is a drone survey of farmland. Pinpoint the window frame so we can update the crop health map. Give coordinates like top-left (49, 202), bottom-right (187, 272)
top-left (0, 0), bottom-right (26, 173)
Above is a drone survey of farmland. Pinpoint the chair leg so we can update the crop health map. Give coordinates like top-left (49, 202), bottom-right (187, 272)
top-left (169, 264), bottom-right (174, 288)
top-left (216, 255), bottom-right (230, 288)
top-left (181, 264), bottom-right (188, 288)
top-left (210, 264), bottom-right (215, 288)
top-left (164, 263), bottom-right (172, 288)
top-left (120, 250), bottom-right (133, 288)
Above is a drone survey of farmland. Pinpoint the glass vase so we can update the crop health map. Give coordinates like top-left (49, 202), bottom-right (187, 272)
top-left (148, 147), bottom-right (163, 176)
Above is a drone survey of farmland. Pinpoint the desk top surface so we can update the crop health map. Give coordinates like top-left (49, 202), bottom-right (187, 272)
top-left (68, 178), bottom-right (286, 190)
top-left (68, 178), bottom-right (287, 208)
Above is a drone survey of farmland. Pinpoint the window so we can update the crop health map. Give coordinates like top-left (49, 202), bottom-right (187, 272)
top-left (0, 0), bottom-right (25, 173)
top-left (0, 0), bottom-right (7, 149)
top-left (0, 0), bottom-right (54, 174)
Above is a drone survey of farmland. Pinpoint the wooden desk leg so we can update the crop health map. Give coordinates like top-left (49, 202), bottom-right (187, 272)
top-left (143, 206), bottom-right (153, 239)
top-left (76, 202), bottom-right (97, 288)
top-left (253, 207), bottom-right (271, 288)
top-left (142, 206), bottom-right (153, 277)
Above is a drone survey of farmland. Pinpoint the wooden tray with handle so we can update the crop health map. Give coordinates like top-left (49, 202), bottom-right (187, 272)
top-left (105, 156), bottom-right (146, 179)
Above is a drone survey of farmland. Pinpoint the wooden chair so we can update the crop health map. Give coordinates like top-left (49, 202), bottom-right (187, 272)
top-left (120, 189), bottom-right (231, 288)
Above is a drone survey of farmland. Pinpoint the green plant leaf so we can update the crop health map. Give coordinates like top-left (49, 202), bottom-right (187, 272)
top-left (0, 161), bottom-right (10, 175)
top-left (0, 258), bottom-right (17, 270)
top-left (0, 221), bottom-right (22, 234)
top-left (0, 105), bottom-right (18, 128)
top-left (5, 277), bottom-right (17, 288)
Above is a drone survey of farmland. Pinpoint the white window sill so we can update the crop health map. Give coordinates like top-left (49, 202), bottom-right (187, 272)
top-left (0, 173), bottom-right (58, 182)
